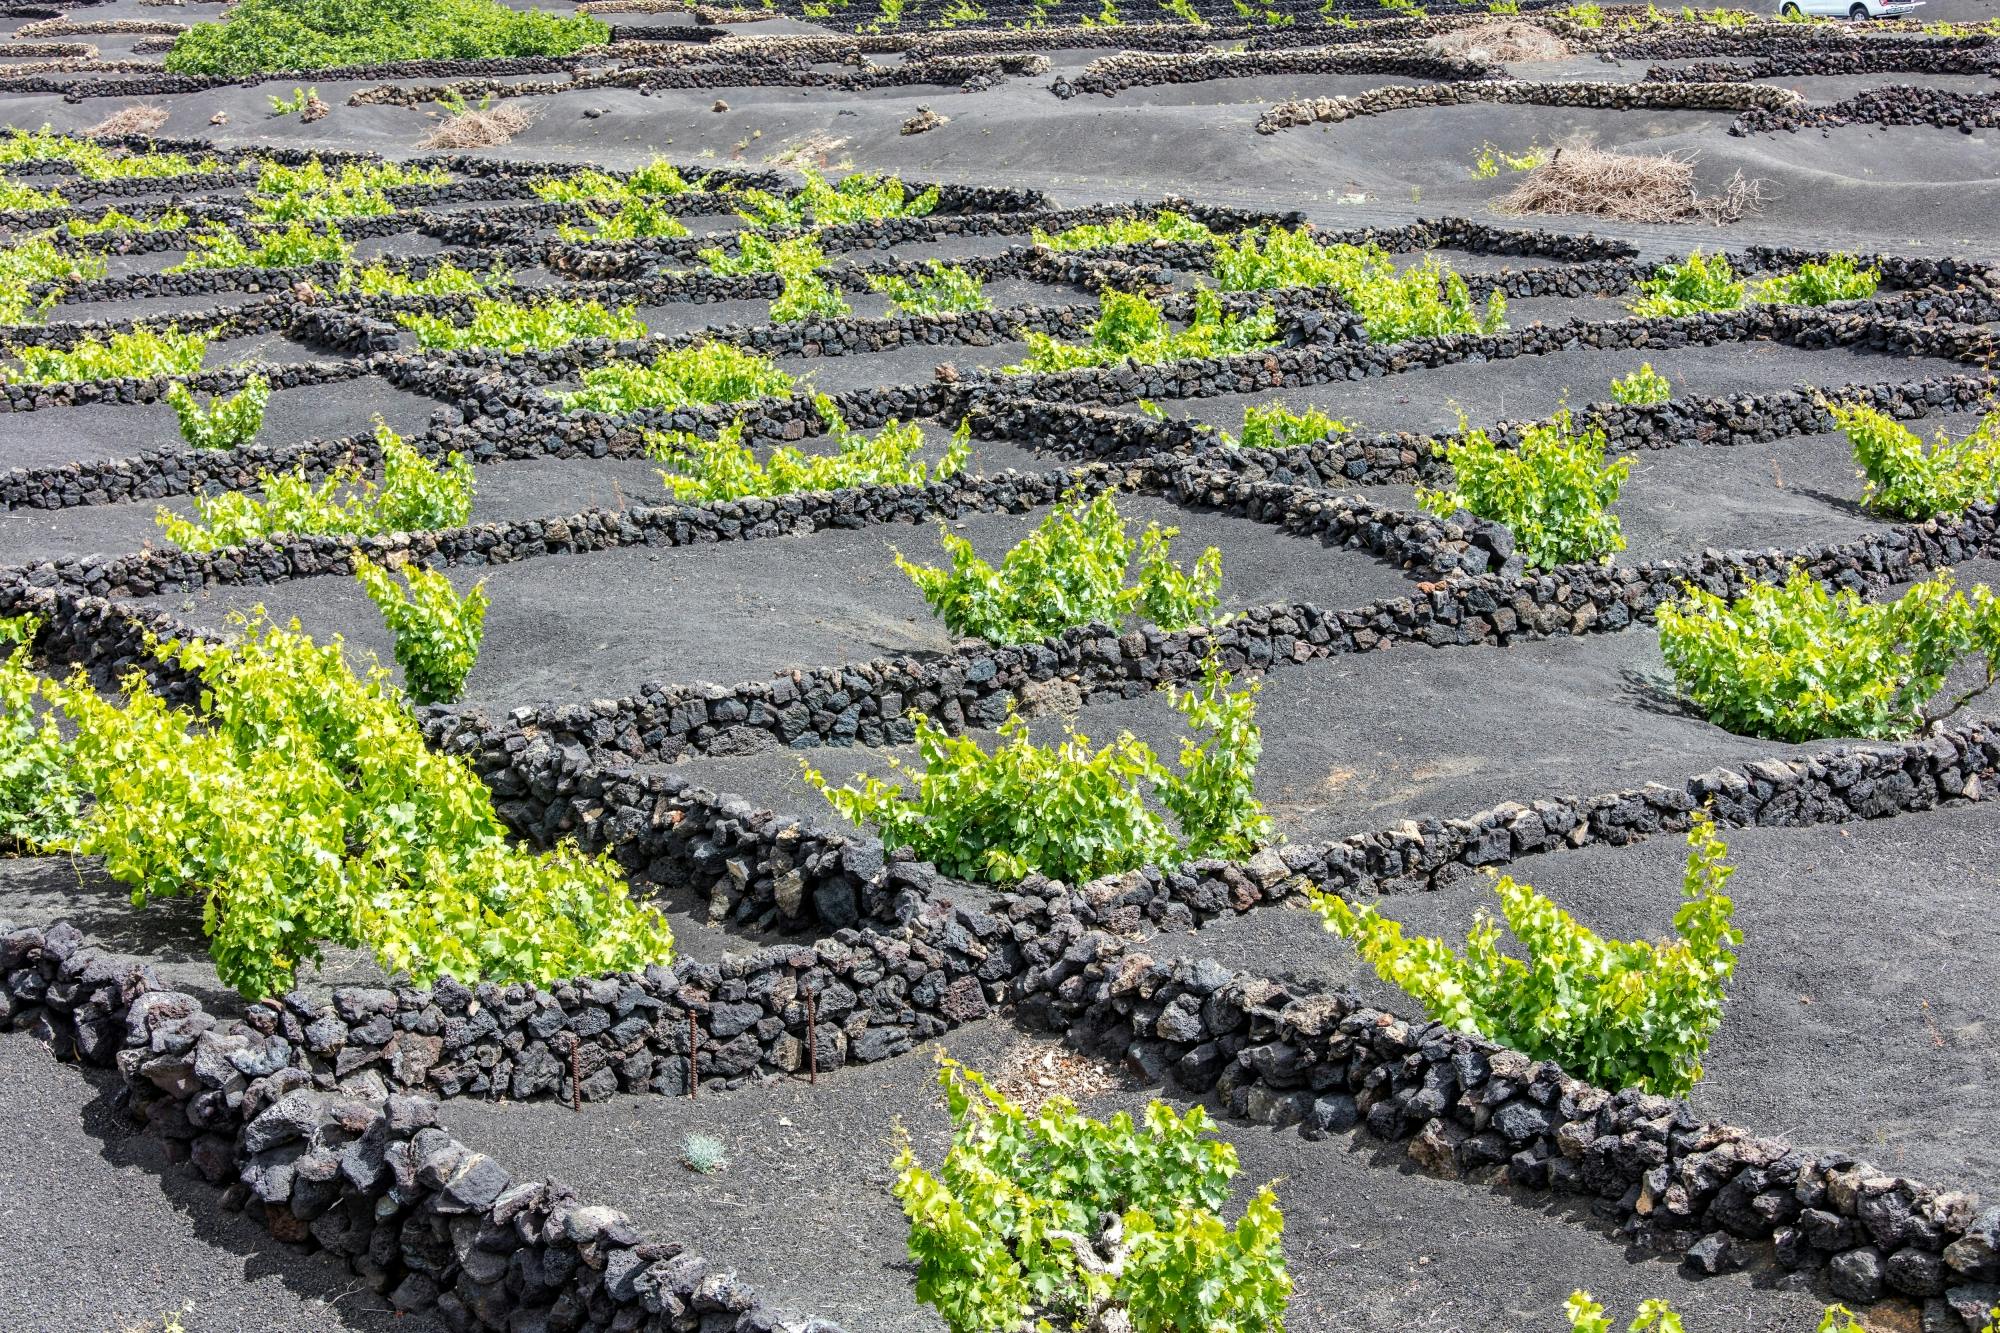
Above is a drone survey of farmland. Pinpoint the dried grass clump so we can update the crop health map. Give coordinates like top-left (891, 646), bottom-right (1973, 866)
top-left (84, 104), bottom-right (168, 137)
top-left (420, 103), bottom-right (533, 149)
top-left (988, 1038), bottom-right (1134, 1115)
top-left (1495, 142), bottom-right (1765, 224)
top-left (1429, 20), bottom-right (1571, 63)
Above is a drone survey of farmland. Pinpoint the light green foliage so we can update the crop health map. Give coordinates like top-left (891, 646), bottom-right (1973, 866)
top-left (62, 207), bottom-right (189, 238)
top-left (1379, 0), bottom-right (1426, 15)
top-left (809, 655), bottom-right (1266, 883)
top-left (167, 374), bottom-right (270, 450)
top-left (866, 262), bottom-right (990, 315)
top-left (0, 233), bottom-right (107, 323)
top-left (733, 168), bottom-right (938, 229)
top-left (1418, 408), bottom-right (1631, 568)
top-left (1160, 0), bottom-right (1206, 22)
top-left (699, 232), bottom-right (825, 277)
top-left (770, 267), bottom-right (851, 323)
top-left (355, 555), bottom-right (488, 705)
top-left (1014, 288), bottom-right (1277, 373)
top-left (1081, 0), bottom-right (1123, 26)
top-left (13, 611), bottom-right (670, 997)
top-left (532, 168), bottom-right (631, 204)
top-left (893, 1057), bottom-right (1290, 1333)
top-left (1749, 254), bottom-right (1880, 307)
top-left (340, 258), bottom-right (509, 296)
top-left (1565, 1293), bottom-right (1900, 1332)
top-left (395, 296), bottom-right (647, 351)
top-left (0, 179), bottom-right (66, 211)
top-left (1610, 363), bottom-right (1671, 406)
top-left (0, 234), bottom-right (108, 288)
top-left (895, 488), bottom-right (1221, 644)
top-left (0, 617), bottom-right (78, 847)
top-left (1558, 0), bottom-right (1603, 23)
top-left (267, 86), bottom-right (319, 117)
top-left (165, 0), bottom-right (608, 75)
top-left (648, 399), bottom-right (966, 501)
top-left (554, 196), bottom-right (692, 243)
top-left (555, 342), bottom-right (795, 413)
top-left (0, 127), bottom-right (225, 181)
top-left (1658, 567), bottom-right (2000, 742)
top-left (4, 324), bottom-right (206, 384)
top-left (1631, 250), bottom-right (1744, 318)
top-left (1836, 402), bottom-right (2000, 520)
top-left (157, 420), bottom-right (473, 550)
top-left (249, 158), bottom-right (447, 223)
top-left (170, 221), bottom-right (354, 272)
top-left (1314, 812), bottom-right (1739, 1097)
top-left (937, 0), bottom-right (989, 24)
top-left (1031, 209), bottom-right (1214, 252)
top-left (1211, 232), bottom-right (1505, 343)
top-left (680, 1133), bottom-right (731, 1173)
top-left (1219, 402), bottom-right (1352, 449)
top-left (1471, 142), bottom-right (1546, 179)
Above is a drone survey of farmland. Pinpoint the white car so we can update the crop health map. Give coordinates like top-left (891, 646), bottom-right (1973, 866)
top-left (1778, 0), bottom-right (1923, 18)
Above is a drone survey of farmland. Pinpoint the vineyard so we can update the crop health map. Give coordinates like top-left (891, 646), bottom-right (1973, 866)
top-left (0, 0), bottom-right (1997, 1329)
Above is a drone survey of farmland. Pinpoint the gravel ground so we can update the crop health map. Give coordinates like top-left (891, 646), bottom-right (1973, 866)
top-left (0, 1031), bottom-right (440, 1333)
top-left (124, 490), bottom-right (1427, 707)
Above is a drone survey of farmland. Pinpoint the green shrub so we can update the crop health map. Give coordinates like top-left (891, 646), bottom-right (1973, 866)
top-left (896, 488), bottom-right (1220, 644)
top-left (1313, 812), bottom-right (1740, 1097)
top-left (0, 179), bottom-right (67, 211)
top-left (1630, 250), bottom-right (1743, 318)
top-left (0, 128), bottom-right (225, 181)
top-left (1658, 567), bottom-right (2000, 742)
top-left (157, 421), bottom-right (473, 550)
top-left (340, 257), bottom-right (508, 296)
top-left (1211, 232), bottom-right (1504, 343)
top-left (0, 617), bottom-right (78, 848)
top-left (1749, 254), bottom-right (1880, 307)
top-left (396, 296), bottom-right (646, 351)
top-left (1218, 403), bottom-right (1353, 449)
top-left (4, 325), bottom-right (206, 384)
top-left (866, 262), bottom-right (989, 314)
top-left (0, 234), bottom-right (107, 288)
top-left (894, 1057), bottom-right (1290, 1333)
top-left (1013, 288), bottom-right (1276, 373)
top-left (355, 555), bottom-right (488, 705)
top-left (1609, 363), bottom-right (1671, 406)
top-left (554, 342), bottom-right (795, 413)
top-left (770, 268), bottom-right (851, 323)
top-left (809, 655), bottom-right (1266, 883)
top-left (1030, 209), bottom-right (1214, 252)
top-left (62, 207), bottom-right (189, 238)
top-left (733, 168), bottom-right (938, 229)
top-left (1836, 402), bottom-right (2000, 520)
top-left (1417, 408), bottom-right (1631, 568)
top-left (532, 158), bottom-right (690, 204)
top-left (1564, 1292), bottom-right (1946, 1332)
top-left (249, 158), bottom-right (447, 224)
top-left (649, 398), bottom-right (965, 501)
top-left (554, 197), bottom-right (691, 243)
top-left (167, 374), bottom-right (270, 450)
top-left (165, 0), bottom-right (609, 75)
top-left (14, 612), bottom-right (671, 997)
top-left (170, 221), bottom-right (354, 272)
top-left (699, 232), bottom-right (824, 277)
top-left (267, 86), bottom-right (319, 117)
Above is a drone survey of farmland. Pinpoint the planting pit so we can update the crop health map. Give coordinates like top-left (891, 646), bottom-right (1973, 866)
top-left (1125, 798), bottom-right (2000, 1193)
top-left (0, 373), bottom-right (444, 472)
top-left (121, 489), bottom-right (1426, 708)
top-left (669, 627), bottom-right (1860, 845)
